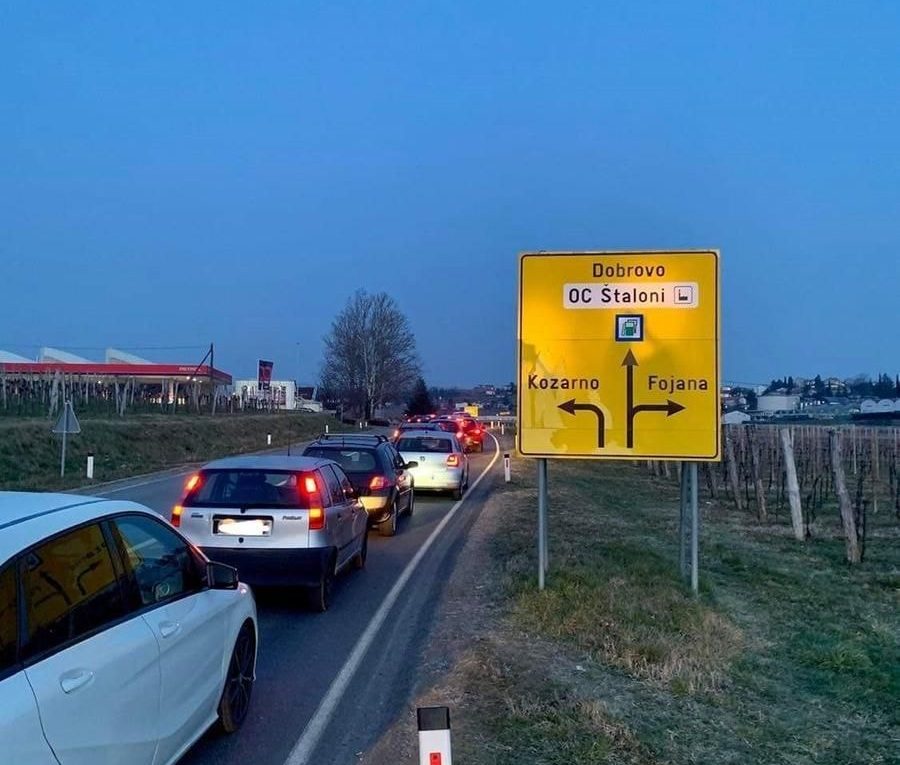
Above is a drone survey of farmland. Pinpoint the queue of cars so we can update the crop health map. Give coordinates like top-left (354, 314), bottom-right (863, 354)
top-left (0, 421), bottom-right (489, 764)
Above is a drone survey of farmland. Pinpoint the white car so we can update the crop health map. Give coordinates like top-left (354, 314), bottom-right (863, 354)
top-left (394, 430), bottom-right (469, 499)
top-left (0, 492), bottom-right (258, 765)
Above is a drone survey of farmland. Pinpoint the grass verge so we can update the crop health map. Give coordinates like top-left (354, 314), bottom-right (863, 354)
top-left (0, 412), bottom-right (339, 491)
top-left (377, 451), bottom-right (899, 764)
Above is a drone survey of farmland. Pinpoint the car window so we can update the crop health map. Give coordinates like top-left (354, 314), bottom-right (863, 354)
top-left (321, 466), bottom-right (345, 506)
top-left (387, 445), bottom-right (404, 469)
top-left (21, 523), bottom-right (126, 658)
top-left (303, 447), bottom-right (378, 474)
top-left (332, 465), bottom-right (355, 497)
top-left (397, 436), bottom-right (453, 453)
top-left (186, 469), bottom-right (310, 508)
top-left (112, 515), bottom-right (204, 608)
top-left (0, 565), bottom-right (16, 673)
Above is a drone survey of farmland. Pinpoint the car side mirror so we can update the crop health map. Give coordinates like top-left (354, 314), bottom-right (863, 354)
top-left (405, 460), bottom-right (419, 469)
top-left (208, 561), bottom-right (239, 590)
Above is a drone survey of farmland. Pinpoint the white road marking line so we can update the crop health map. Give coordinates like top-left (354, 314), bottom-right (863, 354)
top-left (94, 469), bottom-right (195, 495)
top-left (283, 434), bottom-right (502, 765)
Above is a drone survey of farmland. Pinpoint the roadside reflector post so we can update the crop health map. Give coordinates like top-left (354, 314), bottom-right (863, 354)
top-left (504, 453), bottom-right (511, 483)
top-left (325, 424), bottom-right (329, 434)
top-left (267, 433), bottom-right (272, 446)
top-left (86, 453), bottom-right (94, 480)
top-left (537, 458), bottom-right (549, 589)
top-left (500, 422), bottom-right (505, 435)
top-left (417, 706), bottom-right (452, 765)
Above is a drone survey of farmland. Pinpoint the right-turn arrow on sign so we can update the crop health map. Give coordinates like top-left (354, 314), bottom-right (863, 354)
top-left (518, 250), bottom-right (720, 461)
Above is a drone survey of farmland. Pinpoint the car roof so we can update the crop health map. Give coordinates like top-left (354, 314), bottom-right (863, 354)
top-left (396, 429), bottom-right (456, 439)
top-left (201, 455), bottom-right (334, 471)
top-left (0, 492), bottom-right (156, 567)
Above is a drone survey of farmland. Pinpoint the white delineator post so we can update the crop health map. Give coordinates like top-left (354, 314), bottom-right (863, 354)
top-left (86, 453), bottom-right (95, 480)
top-left (504, 453), bottom-right (511, 483)
top-left (418, 707), bottom-right (452, 765)
top-left (267, 433), bottom-right (272, 446)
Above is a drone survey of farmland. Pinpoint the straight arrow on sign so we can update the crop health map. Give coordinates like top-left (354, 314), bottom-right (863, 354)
top-left (623, 350), bottom-right (685, 448)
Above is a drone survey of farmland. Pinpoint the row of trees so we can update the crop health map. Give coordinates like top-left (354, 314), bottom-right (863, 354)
top-left (765, 374), bottom-right (900, 398)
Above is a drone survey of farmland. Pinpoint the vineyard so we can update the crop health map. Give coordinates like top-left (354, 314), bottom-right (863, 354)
top-left (647, 424), bottom-right (900, 564)
top-left (647, 425), bottom-right (900, 563)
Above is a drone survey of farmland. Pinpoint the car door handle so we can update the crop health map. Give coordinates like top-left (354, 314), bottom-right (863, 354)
top-left (159, 621), bottom-right (182, 639)
top-left (60, 670), bottom-right (94, 694)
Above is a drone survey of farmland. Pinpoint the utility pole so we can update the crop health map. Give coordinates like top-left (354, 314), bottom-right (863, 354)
top-left (209, 342), bottom-right (216, 415)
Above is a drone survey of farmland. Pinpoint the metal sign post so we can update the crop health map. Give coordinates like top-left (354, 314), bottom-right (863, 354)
top-left (678, 461), bottom-right (700, 595)
top-left (52, 401), bottom-right (81, 478)
top-left (537, 458), bottom-right (549, 590)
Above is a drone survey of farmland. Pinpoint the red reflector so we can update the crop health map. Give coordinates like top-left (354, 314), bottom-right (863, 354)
top-left (171, 505), bottom-right (183, 528)
top-left (370, 475), bottom-right (389, 491)
top-left (446, 454), bottom-right (460, 467)
top-left (430, 754), bottom-right (442, 765)
top-left (309, 507), bottom-right (325, 530)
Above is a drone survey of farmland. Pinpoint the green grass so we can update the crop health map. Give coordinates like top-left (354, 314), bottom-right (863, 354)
top-left (449, 457), bottom-right (900, 764)
top-left (0, 412), bottom-right (340, 491)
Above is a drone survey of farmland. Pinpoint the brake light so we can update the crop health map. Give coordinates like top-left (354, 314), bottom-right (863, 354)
top-left (308, 507), bottom-right (325, 530)
top-left (301, 474), bottom-right (326, 530)
top-left (446, 454), bottom-right (460, 467)
top-left (370, 475), bottom-right (389, 491)
top-left (184, 473), bottom-right (201, 492)
top-left (171, 505), bottom-right (183, 528)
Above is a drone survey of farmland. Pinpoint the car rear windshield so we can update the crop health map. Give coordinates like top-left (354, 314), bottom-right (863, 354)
top-left (434, 421), bottom-right (460, 433)
top-left (397, 436), bottom-right (453, 453)
top-left (185, 470), bottom-right (311, 508)
top-left (303, 447), bottom-right (379, 474)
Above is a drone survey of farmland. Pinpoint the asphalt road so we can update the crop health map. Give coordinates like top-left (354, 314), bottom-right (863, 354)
top-left (86, 436), bottom-right (501, 765)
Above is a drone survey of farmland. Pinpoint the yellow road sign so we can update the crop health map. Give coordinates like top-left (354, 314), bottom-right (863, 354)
top-left (518, 250), bottom-right (720, 461)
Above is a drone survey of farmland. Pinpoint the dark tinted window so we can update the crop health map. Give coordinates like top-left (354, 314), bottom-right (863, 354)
top-left (332, 465), bottom-right (355, 496)
top-left (303, 448), bottom-right (378, 474)
top-left (112, 516), bottom-right (204, 608)
top-left (321, 467), bottom-right (345, 505)
top-left (0, 565), bottom-right (16, 672)
top-left (186, 470), bottom-right (309, 508)
top-left (434, 421), bottom-right (460, 433)
top-left (22, 524), bottom-right (125, 657)
top-left (397, 436), bottom-right (453, 453)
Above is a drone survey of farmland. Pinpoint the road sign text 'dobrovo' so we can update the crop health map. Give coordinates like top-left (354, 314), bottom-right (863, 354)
top-left (518, 251), bottom-right (720, 461)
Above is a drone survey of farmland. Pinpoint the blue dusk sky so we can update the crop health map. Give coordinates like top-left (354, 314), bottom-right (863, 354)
top-left (1, 2), bottom-right (898, 387)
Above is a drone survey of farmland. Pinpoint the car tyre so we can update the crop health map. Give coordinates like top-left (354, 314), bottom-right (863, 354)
top-left (306, 555), bottom-right (336, 612)
top-left (406, 489), bottom-right (415, 516)
top-left (218, 621), bottom-right (256, 733)
top-left (452, 483), bottom-right (463, 501)
top-left (379, 501), bottom-right (399, 537)
top-left (353, 532), bottom-right (368, 570)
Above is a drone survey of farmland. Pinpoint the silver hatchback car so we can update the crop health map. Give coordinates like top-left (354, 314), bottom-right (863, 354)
top-left (172, 455), bottom-right (368, 611)
top-left (394, 430), bottom-right (469, 499)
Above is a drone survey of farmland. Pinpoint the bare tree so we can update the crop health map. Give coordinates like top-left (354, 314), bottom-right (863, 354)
top-left (321, 290), bottom-right (420, 419)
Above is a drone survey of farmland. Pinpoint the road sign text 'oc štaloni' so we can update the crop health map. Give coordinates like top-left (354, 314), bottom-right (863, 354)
top-left (517, 250), bottom-right (720, 461)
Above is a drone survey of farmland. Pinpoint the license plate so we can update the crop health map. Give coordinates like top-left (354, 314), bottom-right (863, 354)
top-left (213, 517), bottom-right (273, 536)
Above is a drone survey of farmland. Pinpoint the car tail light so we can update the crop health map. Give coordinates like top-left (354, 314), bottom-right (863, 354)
top-left (370, 475), bottom-right (389, 491)
top-left (308, 507), bottom-right (325, 530)
top-left (171, 505), bottom-right (183, 528)
top-left (446, 454), bottom-right (460, 467)
top-left (300, 474), bottom-right (326, 530)
top-left (184, 473), bottom-right (201, 492)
